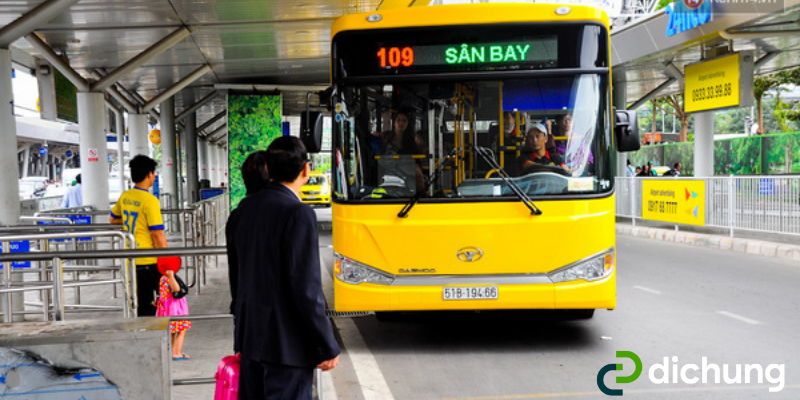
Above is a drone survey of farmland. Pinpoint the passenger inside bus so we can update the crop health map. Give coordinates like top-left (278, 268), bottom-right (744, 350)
top-left (487, 111), bottom-right (523, 176)
top-left (369, 107), bottom-right (425, 193)
top-left (552, 113), bottom-right (594, 173)
top-left (517, 123), bottom-right (571, 174)
top-left (370, 107), bottom-right (424, 156)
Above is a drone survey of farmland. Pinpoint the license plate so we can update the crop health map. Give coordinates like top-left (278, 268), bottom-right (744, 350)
top-left (443, 286), bottom-right (498, 300)
top-left (305, 197), bottom-right (319, 201)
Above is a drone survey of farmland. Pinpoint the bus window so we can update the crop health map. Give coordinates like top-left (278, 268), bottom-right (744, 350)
top-left (332, 75), bottom-right (611, 202)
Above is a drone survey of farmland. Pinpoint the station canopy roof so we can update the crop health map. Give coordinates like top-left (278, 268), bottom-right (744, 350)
top-left (612, 0), bottom-right (800, 108)
top-left (3, 0), bottom-right (800, 136)
top-left (0, 0), bottom-right (384, 143)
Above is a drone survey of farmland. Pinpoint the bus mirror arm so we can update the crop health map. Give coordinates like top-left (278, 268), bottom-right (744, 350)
top-left (614, 109), bottom-right (641, 152)
top-left (473, 145), bottom-right (542, 216)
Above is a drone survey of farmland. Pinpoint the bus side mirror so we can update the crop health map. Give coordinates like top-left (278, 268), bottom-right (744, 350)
top-left (614, 109), bottom-right (640, 152)
top-left (301, 111), bottom-right (324, 153)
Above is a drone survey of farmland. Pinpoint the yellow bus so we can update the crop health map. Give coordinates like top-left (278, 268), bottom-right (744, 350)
top-left (327, 3), bottom-right (639, 319)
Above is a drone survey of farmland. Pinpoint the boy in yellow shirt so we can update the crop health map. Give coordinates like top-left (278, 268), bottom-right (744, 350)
top-left (110, 155), bottom-right (167, 316)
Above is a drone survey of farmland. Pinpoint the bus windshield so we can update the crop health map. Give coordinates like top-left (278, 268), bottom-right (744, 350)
top-left (332, 74), bottom-right (613, 202)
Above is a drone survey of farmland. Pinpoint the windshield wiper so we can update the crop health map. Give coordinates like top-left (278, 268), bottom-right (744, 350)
top-left (473, 145), bottom-right (542, 215)
top-left (398, 148), bottom-right (459, 218)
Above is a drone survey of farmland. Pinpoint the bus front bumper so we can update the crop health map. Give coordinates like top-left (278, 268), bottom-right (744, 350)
top-left (333, 271), bottom-right (615, 312)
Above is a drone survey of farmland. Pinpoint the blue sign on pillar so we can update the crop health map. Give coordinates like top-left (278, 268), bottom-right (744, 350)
top-left (0, 241), bottom-right (31, 269)
top-left (39, 147), bottom-right (47, 156)
top-left (153, 175), bottom-right (160, 198)
top-left (282, 121), bottom-right (290, 136)
top-left (65, 150), bottom-right (73, 158)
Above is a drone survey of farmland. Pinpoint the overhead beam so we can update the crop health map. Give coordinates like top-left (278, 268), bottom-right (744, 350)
top-left (24, 33), bottom-right (89, 92)
top-left (142, 64), bottom-right (213, 113)
top-left (197, 111), bottom-right (226, 135)
top-left (664, 62), bottom-right (684, 82)
top-left (176, 91), bottom-right (219, 123)
top-left (0, 0), bottom-right (81, 47)
top-left (91, 70), bottom-right (138, 113)
top-left (755, 51), bottom-right (780, 71)
top-left (207, 126), bottom-right (227, 143)
top-left (627, 78), bottom-right (676, 110)
top-left (91, 27), bottom-right (192, 92)
top-left (215, 84), bottom-right (328, 92)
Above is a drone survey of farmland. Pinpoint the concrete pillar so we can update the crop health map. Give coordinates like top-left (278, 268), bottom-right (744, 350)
top-left (128, 113), bottom-right (150, 158)
top-left (198, 137), bottom-right (208, 183)
top-left (694, 111), bottom-right (715, 177)
top-left (184, 113), bottom-right (199, 204)
top-left (77, 92), bottom-right (110, 209)
top-left (114, 108), bottom-right (125, 192)
top-left (222, 145), bottom-right (228, 186)
top-left (210, 145), bottom-right (219, 187)
top-left (49, 155), bottom-right (56, 180)
top-left (0, 49), bottom-right (20, 225)
top-left (160, 97), bottom-right (178, 210)
top-left (612, 70), bottom-right (629, 177)
top-left (60, 157), bottom-right (67, 180)
top-left (217, 145), bottom-right (224, 187)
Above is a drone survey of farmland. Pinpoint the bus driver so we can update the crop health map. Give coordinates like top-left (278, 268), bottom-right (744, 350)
top-left (517, 123), bottom-right (571, 174)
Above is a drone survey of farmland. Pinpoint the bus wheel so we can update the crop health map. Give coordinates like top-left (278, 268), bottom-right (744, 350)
top-left (565, 309), bottom-right (594, 320)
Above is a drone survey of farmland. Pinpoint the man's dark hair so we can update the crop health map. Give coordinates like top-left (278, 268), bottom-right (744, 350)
top-left (266, 136), bottom-right (308, 183)
top-left (75, 174), bottom-right (81, 184)
top-left (130, 155), bottom-right (158, 183)
top-left (674, 162), bottom-right (681, 169)
top-left (626, 159), bottom-right (632, 166)
top-left (242, 151), bottom-right (269, 195)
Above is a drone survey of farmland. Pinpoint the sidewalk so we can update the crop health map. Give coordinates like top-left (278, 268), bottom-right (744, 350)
top-left (616, 223), bottom-right (800, 261)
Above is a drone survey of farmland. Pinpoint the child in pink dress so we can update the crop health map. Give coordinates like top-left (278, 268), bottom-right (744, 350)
top-left (156, 257), bottom-right (192, 361)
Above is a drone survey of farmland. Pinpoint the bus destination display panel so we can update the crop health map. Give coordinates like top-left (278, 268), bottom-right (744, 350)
top-left (376, 39), bottom-right (557, 70)
top-left (333, 24), bottom-right (606, 79)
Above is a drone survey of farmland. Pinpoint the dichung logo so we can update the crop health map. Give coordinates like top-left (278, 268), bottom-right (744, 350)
top-left (598, 351), bottom-right (785, 395)
top-left (597, 351), bottom-right (642, 396)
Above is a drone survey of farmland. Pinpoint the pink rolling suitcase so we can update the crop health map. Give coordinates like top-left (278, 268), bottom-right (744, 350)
top-left (214, 353), bottom-right (241, 400)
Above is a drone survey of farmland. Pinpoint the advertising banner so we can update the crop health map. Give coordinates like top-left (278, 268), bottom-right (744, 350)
top-left (641, 180), bottom-right (705, 226)
top-left (228, 94), bottom-right (282, 209)
top-left (685, 52), bottom-right (753, 113)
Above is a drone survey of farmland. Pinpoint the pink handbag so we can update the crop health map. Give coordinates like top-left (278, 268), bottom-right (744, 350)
top-left (214, 353), bottom-right (240, 400)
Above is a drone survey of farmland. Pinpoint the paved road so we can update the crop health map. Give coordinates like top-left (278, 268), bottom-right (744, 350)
top-left (321, 234), bottom-right (800, 400)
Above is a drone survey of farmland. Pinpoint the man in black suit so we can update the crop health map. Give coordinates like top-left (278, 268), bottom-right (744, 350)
top-left (226, 137), bottom-right (340, 400)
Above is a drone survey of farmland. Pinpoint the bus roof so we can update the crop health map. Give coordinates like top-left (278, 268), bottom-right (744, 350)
top-left (331, 3), bottom-right (610, 39)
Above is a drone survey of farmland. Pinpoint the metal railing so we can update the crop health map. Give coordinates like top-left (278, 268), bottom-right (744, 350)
top-left (2, 193), bottom-right (232, 324)
top-left (1, 230), bottom-right (136, 322)
top-left (616, 176), bottom-right (800, 237)
top-left (0, 246), bottom-right (226, 323)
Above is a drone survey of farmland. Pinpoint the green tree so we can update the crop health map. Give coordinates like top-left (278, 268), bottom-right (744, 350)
top-left (653, 94), bottom-right (690, 142)
top-left (754, 74), bottom-right (782, 135)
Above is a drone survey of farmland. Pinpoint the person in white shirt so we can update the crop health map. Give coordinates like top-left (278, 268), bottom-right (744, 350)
top-left (61, 174), bottom-right (83, 208)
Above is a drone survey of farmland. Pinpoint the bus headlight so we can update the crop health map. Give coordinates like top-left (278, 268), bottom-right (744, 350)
top-left (549, 249), bottom-right (614, 283)
top-left (333, 253), bottom-right (395, 285)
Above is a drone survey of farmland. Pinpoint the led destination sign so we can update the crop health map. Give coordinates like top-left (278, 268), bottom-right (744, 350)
top-left (332, 24), bottom-right (607, 79)
top-left (377, 39), bottom-right (557, 70)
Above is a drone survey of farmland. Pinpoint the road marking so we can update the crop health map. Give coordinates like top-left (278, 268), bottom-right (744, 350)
top-left (322, 369), bottom-right (338, 400)
top-left (404, 384), bottom-right (800, 400)
top-left (716, 311), bottom-right (761, 325)
top-left (336, 317), bottom-right (395, 400)
top-left (633, 285), bottom-right (662, 295)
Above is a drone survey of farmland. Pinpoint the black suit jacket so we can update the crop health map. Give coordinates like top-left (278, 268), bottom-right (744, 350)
top-left (226, 182), bottom-right (340, 367)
